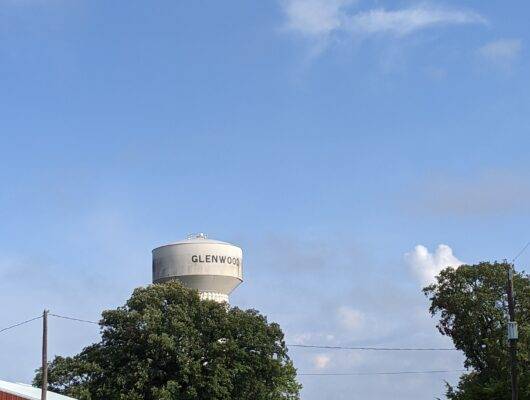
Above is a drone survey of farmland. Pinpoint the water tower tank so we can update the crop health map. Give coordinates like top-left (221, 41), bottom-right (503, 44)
top-left (152, 233), bottom-right (243, 303)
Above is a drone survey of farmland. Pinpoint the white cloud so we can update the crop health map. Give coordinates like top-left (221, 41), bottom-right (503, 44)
top-left (337, 306), bottom-right (365, 330)
top-left (478, 39), bottom-right (522, 69)
top-left (245, 236), bottom-right (464, 398)
top-left (405, 244), bottom-right (464, 286)
top-left (281, 1), bottom-right (485, 42)
top-left (291, 332), bottom-right (314, 344)
top-left (336, 305), bottom-right (400, 341)
top-left (348, 6), bottom-right (485, 36)
top-left (282, 0), bottom-right (355, 36)
top-left (291, 332), bottom-right (335, 344)
top-left (313, 354), bottom-right (331, 369)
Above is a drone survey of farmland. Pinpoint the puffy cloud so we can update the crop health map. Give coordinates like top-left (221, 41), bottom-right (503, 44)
top-left (241, 236), bottom-right (464, 398)
top-left (336, 305), bottom-right (401, 342)
top-left (312, 354), bottom-right (331, 369)
top-left (405, 244), bottom-right (464, 286)
top-left (478, 39), bottom-right (522, 69)
top-left (291, 332), bottom-right (335, 344)
top-left (291, 332), bottom-right (314, 344)
top-left (337, 306), bottom-right (365, 330)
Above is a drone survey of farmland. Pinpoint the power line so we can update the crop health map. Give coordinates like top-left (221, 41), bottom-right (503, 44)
top-left (49, 313), bottom-right (99, 325)
top-left (288, 344), bottom-right (457, 351)
top-left (1, 313), bottom-right (465, 382)
top-left (50, 313), bottom-right (458, 352)
top-left (512, 241), bottom-right (530, 263)
top-left (0, 315), bottom-right (42, 335)
top-left (298, 369), bottom-right (466, 376)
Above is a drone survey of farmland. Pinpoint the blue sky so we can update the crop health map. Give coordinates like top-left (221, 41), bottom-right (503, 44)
top-left (1, 1), bottom-right (529, 399)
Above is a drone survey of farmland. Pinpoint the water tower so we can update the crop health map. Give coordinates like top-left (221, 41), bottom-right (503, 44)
top-left (152, 233), bottom-right (243, 303)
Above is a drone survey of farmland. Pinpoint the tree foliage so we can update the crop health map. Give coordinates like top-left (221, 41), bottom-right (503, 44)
top-left (423, 262), bottom-right (530, 399)
top-left (35, 282), bottom-right (301, 400)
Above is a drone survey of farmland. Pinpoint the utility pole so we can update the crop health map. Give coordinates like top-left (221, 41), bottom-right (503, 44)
top-left (506, 264), bottom-right (518, 400)
top-left (41, 309), bottom-right (48, 400)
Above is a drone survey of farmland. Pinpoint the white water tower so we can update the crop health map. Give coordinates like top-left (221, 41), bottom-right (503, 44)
top-left (152, 233), bottom-right (243, 303)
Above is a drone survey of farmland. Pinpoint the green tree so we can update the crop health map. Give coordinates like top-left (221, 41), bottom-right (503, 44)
top-left (423, 261), bottom-right (530, 400)
top-left (35, 282), bottom-right (301, 400)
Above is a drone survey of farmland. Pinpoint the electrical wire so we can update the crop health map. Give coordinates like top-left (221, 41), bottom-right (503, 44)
top-left (0, 315), bottom-right (42, 335)
top-left (298, 369), bottom-right (466, 376)
top-left (0, 311), bottom-right (466, 393)
top-left (49, 313), bottom-right (99, 325)
top-left (288, 344), bottom-right (457, 351)
top-left (48, 313), bottom-right (459, 352)
top-left (512, 241), bottom-right (530, 263)
top-left (5, 313), bottom-right (465, 381)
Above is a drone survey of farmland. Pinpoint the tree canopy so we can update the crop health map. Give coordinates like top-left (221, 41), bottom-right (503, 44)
top-left (423, 261), bottom-right (530, 400)
top-left (35, 282), bottom-right (301, 400)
